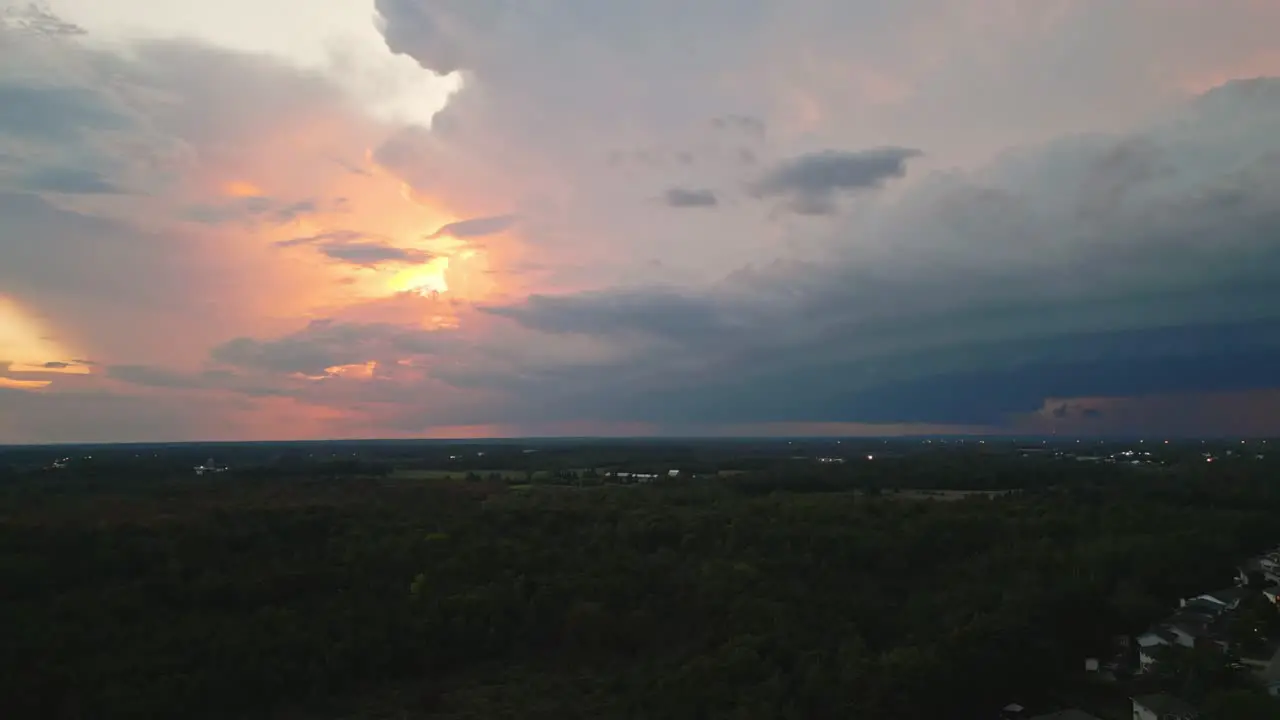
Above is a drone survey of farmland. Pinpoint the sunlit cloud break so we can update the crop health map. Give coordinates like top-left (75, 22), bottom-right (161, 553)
top-left (3, 0), bottom-right (1280, 442)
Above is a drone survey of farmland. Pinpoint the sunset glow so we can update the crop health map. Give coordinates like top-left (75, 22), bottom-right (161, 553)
top-left (0, 377), bottom-right (52, 390)
top-left (3, 0), bottom-right (1280, 441)
top-left (0, 297), bottom-right (82, 375)
top-left (222, 180), bottom-right (264, 198)
top-left (387, 257), bottom-right (451, 296)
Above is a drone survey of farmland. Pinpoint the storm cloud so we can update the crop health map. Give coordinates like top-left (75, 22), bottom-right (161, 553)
top-left (6, 1), bottom-right (1280, 440)
top-left (473, 79), bottom-right (1280, 427)
top-left (663, 187), bottom-right (718, 208)
top-left (750, 147), bottom-right (922, 214)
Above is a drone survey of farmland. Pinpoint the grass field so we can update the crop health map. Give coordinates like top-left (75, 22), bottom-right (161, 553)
top-left (886, 489), bottom-right (1016, 501)
top-left (392, 468), bottom-right (539, 481)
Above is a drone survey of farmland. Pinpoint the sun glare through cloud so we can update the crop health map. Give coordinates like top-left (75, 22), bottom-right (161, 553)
top-left (0, 296), bottom-right (84, 376)
top-left (388, 256), bottom-right (451, 297)
top-left (9, 3), bottom-right (1280, 718)
top-left (3, 0), bottom-right (1280, 441)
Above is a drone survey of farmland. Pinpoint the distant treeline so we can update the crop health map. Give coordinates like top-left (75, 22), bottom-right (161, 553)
top-left (3, 455), bottom-right (1280, 718)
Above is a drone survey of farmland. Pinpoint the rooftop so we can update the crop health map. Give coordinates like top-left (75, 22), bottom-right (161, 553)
top-left (1028, 710), bottom-right (1102, 720)
top-left (1181, 597), bottom-right (1224, 614)
top-left (1137, 628), bottom-right (1177, 645)
top-left (1201, 587), bottom-right (1250, 604)
top-left (1132, 693), bottom-right (1197, 717)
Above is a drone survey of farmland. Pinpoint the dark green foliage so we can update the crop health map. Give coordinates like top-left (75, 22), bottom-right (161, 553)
top-left (1, 462), bottom-right (1278, 718)
top-left (1201, 689), bottom-right (1280, 719)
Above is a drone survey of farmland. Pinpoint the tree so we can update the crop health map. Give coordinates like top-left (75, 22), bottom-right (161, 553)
top-left (1201, 689), bottom-right (1280, 720)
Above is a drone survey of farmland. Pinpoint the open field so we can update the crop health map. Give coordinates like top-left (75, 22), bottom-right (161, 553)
top-left (391, 468), bottom-right (546, 481)
top-left (887, 489), bottom-right (1017, 501)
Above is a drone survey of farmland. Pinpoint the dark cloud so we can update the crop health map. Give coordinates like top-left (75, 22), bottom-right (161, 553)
top-left (0, 83), bottom-right (124, 141)
top-left (481, 289), bottom-right (729, 342)
top-left (19, 166), bottom-right (123, 194)
top-left (711, 114), bottom-right (766, 137)
top-left (0, 191), bottom-right (195, 311)
top-left (663, 187), bottom-right (718, 208)
top-left (184, 198), bottom-right (319, 225)
top-left (426, 214), bottom-right (517, 239)
top-left (105, 364), bottom-right (290, 398)
top-left (107, 364), bottom-right (209, 389)
top-left (468, 81), bottom-right (1280, 428)
top-left (316, 243), bottom-right (430, 266)
top-left (751, 147), bottom-right (922, 214)
top-left (210, 319), bottom-right (446, 376)
top-left (276, 231), bottom-right (433, 267)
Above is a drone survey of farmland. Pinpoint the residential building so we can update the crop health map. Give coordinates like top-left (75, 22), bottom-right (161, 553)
top-left (1028, 710), bottom-right (1101, 720)
top-left (1262, 645), bottom-right (1280, 698)
top-left (1176, 597), bottom-right (1225, 617)
top-left (1131, 694), bottom-right (1198, 720)
top-left (1191, 587), bottom-right (1249, 611)
top-left (1000, 702), bottom-right (1026, 719)
top-left (1136, 630), bottom-right (1174, 673)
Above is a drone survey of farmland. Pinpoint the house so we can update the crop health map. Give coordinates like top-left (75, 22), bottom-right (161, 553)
top-left (1136, 630), bottom-right (1175, 672)
top-left (194, 458), bottom-right (228, 476)
top-left (1237, 558), bottom-right (1267, 586)
top-left (1251, 553), bottom-right (1280, 585)
top-left (1163, 615), bottom-right (1230, 654)
top-left (1000, 702), bottom-right (1026, 719)
top-left (1083, 656), bottom-right (1118, 682)
top-left (1177, 597), bottom-right (1225, 617)
top-left (1131, 694), bottom-right (1197, 720)
top-left (1191, 587), bottom-right (1249, 611)
top-left (1261, 645), bottom-right (1280, 698)
top-left (1027, 710), bottom-right (1101, 720)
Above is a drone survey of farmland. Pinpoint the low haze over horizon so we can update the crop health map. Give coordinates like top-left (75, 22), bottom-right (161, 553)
top-left (3, 0), bottom-right (1280, 442)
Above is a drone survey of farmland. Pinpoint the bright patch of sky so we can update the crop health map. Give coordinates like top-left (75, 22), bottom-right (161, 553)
top-left (44, 0), bottom-right (460, 126)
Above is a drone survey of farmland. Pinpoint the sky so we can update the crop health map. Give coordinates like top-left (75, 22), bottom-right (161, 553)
top-left (2, 0), bottom-right (1280, 442)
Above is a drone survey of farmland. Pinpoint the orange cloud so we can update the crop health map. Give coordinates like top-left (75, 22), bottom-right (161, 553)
top-left (0, 377), bottom-right (52, 390)
top-left (222, 180), bottom-right (263, 197)
top-left (0, 296), bottom-right (83, 371)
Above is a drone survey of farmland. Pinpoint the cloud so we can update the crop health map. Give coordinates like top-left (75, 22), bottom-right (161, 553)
top-left (210, 318), bottom-right (447, 377)
top-left (0, 83), bottom-right (124, 141)
top-left (183, 198), bottom-right (320, 226)
top-left (426, 214), bottom-right (516, 239)
top-left (469, 79), bottom-right (1280, 427)
top-left (276, 231), bottom-right (434, 267)
top-left (1, 3), bottom-right (85, 36)
top-left (663, 187), bottom-right (718, 208)
top-left (18, 166), bottom-right (123, 194)
top-left (711, 114), bottom-right (766, 138)
top-left (7, 1), bottom-right (1280, 440)
top-left (481, 289), bottom-right (727, 341)
top-left (106, 363), bottom-right (217, 389)
top-left (749, 147), bottom-right (922, 214)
